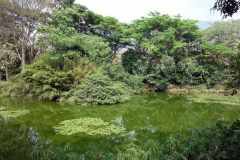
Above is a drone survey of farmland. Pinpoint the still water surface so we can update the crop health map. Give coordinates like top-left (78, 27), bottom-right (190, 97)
top-left (0, 92), bottom-right (240, 159)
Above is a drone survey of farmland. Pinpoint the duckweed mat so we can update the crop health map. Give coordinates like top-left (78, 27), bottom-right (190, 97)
top-left (0, 109), bottom-right (30, 118)
top-left (53, 117), bottom-right (126, 136)
top-left (0, 106), bottom-right (8, 110)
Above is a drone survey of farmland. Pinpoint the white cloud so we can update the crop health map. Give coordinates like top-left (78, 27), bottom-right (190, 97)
top-left (75, 0), bottom-right (240, 22)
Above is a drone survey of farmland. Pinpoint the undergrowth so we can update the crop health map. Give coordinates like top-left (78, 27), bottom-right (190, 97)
top-left (31, 119), bottom-right (240, 160)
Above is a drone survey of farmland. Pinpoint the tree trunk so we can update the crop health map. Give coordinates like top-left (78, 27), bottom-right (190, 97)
top-left (21, 42), bottom-right (26, 72)
top-left (29, 45), bottom-right (34, 64)
top-left (5, 65), bottom-right (9, 82)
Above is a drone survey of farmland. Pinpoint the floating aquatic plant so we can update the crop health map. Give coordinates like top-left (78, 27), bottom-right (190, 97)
top-left (0, 106), bottom-right (8, 110)
top-left (53, 117), bottom-right (126, 136)
top-left (0, 109), bottom-right (30, 118)
top-left (186, 94), bottom-right (240, 106)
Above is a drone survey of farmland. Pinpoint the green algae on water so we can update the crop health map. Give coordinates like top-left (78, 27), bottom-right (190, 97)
top-left (0, 106), bottom-right (8, 110)
top-left (53, 117), bottom-right (126, 136)
top-left (0, 109), bottom-right (30, 118)
top-left (186, 94), bottom-right (240, 106)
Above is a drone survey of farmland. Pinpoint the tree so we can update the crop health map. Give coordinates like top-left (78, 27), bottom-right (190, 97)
top-left (227, 50), bottom-right (240, 94)
top-left (211, 0), bottom-right (240, 18)
top-left (50, 0), bottom-right (75, 9)
top-left (128, 12), bottom-right (200, 65)
top-left (91, 16), bottom-right (131, 61)
top-left (0, 0), bottom-right (50, 72)
top-left (211, 1), bottom-right (240, 93)
top-left (37, 5), bottom-right (111, 64)
top-left (0, 43), bottom-right (17, 81)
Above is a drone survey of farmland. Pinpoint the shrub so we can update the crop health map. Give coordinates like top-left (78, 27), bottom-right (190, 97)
top-left (8, 63), bottom-right (73, 100)
top-left (212, 84), bottom-right (226, 90)
top-left (184, 85), bottom-right (195, 90)
top-left (8, 74), bottom-right (30, 96)
top-left (195, 84), bottom-right (207, 90)
top-left (22, 68), bottom-right (72, 100)
top-left (145, 74), bottom-right (169, 91)
top-left (167, 84), bottom-right (179, 89)
top-left (0, 84), bottom-right (8, 95)
top-left (104, 64), bottom-right (145, 93)
top-left (70, 74), bottom-right (130, 105)
top-left (72, 59), bottom-right (100, 86)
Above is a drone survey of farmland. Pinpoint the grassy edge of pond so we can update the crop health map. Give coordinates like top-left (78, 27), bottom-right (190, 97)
top-left (31, 119), bottom-right (240, 160)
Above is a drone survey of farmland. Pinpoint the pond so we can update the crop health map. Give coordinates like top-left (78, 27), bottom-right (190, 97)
top-left (0, 92), bottom-right (240, 159)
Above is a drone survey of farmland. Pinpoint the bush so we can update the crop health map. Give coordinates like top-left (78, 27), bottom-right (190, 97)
top-left (22, 67), bottom-right (72, 100)
top-left (72, 59), bottom-right (100, 86)
top-left (104, 64), bottom-right (145, 93)
top-left (70, 74), bottom-right (131, 105)
top-left (212, 84), bottom-right (226, 90)
top-left (184, 85), bottom-right (195, 90)
top-left (145, 74), bottom-right (169, 91)
top-left (8, 74), bottom-right (30, 96)
top-left (8, 63), bottom-right (73, 100)
top-left (195, 84), bottom-right (207, 90)
top-left (0, 84), bottom-right (8, 95)
top-left (167, 84), bottom-right (179, 89)
top-left (8, 55), bottom-right (102, 100)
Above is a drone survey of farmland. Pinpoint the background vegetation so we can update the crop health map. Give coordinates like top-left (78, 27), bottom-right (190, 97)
top-left (1, 0), bottom-right (239, 103)
top-left (0, 0), bottom-right (240, 158)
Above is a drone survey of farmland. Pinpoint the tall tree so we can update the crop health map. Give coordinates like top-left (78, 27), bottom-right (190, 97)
top-left (0, 0), bottom-right (50, 72)
top-left (0, 43), bottom-right (17, 81)
top-left (127, 12), bottom-right (200, 66)
top-left (37, 4), bottom-right (111, 64)
top-left (200, 20), bottom-right (240, 66)
top-left (91, 16), bottom-right (131, 61)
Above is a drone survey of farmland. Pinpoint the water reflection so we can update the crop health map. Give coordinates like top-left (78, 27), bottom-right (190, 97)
top-left (0, 120), bottom-right (51, 159)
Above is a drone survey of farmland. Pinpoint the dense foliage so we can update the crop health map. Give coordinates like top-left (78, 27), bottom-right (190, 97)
top-left (70, 74), bottom-right (130, 105)
top-left (0, 0), bottom-right (240, 159)
top-left (1, 0), bottom-right (239, 101)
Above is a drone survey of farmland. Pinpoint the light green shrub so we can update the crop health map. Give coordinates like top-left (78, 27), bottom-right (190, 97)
top-left (212, 84), bottom-right (226, 90)
top-left (0, 84), bottom-right (9, 95)
top-left (8, 74), bottom-right (30, 96)
top-left (70, 74), bottom-right (130, 105)
top-left (104, 64), bottom-right (145, 93)
top-left (72, 59), bottom-right (100, 86)
top-left (22, 68), bottom-right (72, 100)
top-left (195, 84), bottom-right (207, 90)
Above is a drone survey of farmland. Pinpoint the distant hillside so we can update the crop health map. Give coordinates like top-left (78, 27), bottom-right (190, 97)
top-left (197, 21), bottom-right (216, 30)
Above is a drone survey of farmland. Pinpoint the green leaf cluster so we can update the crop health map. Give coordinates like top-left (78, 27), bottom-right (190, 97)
top-left (53, 117), bottom-right (126, 136)
top-left (18, 61), bottom-right (73, 100)
top-left (103, 64), bottom-right (146, 93)
top-left (70, 74), bottom-right (130, 105)
top-left (0, 107), bottom-right (30, 118)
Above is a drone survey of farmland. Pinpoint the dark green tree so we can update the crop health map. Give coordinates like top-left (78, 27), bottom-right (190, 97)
top-left (211, 0), bottom-right (240, 18)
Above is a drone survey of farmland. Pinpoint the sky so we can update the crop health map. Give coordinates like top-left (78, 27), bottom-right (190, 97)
top-left (75, 0), bottom-right (240, 23)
